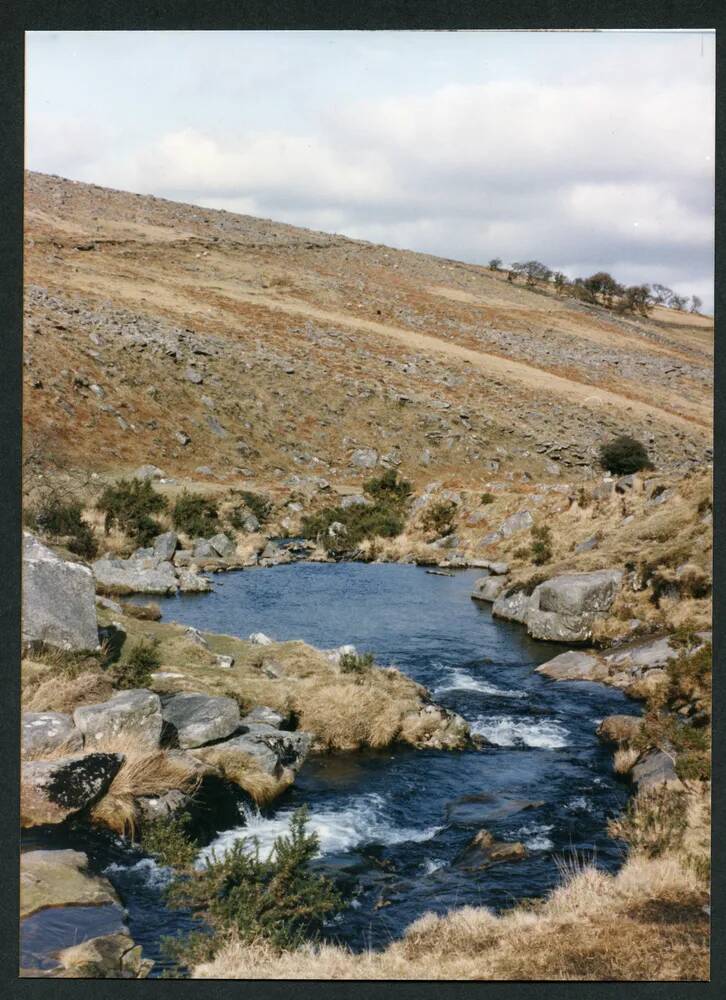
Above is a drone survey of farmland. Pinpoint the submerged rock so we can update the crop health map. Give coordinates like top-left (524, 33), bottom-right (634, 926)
top-left (456, 828), bottom-right (527, 870)
top-left (22, 532), bottom-right (99, 651)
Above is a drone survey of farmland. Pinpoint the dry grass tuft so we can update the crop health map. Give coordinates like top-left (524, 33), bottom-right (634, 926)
top-left (193, 747), bottom-right (294, 806)
top-left (613, 747), bottom-right (640, 775)
top-left (23, 668), bottom-right (115, 714)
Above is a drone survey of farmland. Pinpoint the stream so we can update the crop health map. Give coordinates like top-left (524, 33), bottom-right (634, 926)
top-left (23, 562), bottom-right (638, 972)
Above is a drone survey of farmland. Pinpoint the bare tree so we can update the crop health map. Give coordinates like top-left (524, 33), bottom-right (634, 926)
top-left (690, 295), bottom-right (703, 314)
top-left (488, 258), bottom-right (502, 271)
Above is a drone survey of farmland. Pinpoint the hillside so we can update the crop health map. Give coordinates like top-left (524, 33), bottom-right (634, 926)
top-left (23, 172), bottom-right (713, 494)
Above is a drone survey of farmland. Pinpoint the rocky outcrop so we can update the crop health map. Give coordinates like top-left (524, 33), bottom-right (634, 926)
top-left (493, 569), bottom-right (623, 644)
top-left (538, 631), bottom-right (711, 694)
top-left (471, 575), bottom-right (507, 603)
top-left (73, 689), bottom-right (163, 750)
top-left (93, 551), bottom-right (210, 595)
top-left (160, 692), bottom-right (240, 748)
top-left (21, 753), bottom-right (123, 827)
top-left (22, 532), bottom-right (99, 651)
top-left (22, 712), bottom-right (83, 757)
top-left (152, 530), bottom-right (178, 561)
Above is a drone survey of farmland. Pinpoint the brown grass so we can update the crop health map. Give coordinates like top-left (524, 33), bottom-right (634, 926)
top-left (192, 747), bottom-right (293, 806)
top-left (89, 748), bottom-right (208, 837)
top-left (22, 666), bottom-right (115, 714)
top-left (194, 854), bottom-right (708, 981)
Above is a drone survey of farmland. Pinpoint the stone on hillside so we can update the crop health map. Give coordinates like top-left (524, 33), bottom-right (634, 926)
top-left (152, 531), bottom-right (178, 561)
top-left (471, 576), bottom-right (507, 603)
top-left (184, 626), bottom-right (209, 648)
top-left (215, 654), bottom-right (235, 669)
top-left (134, 465), bottom-right (165, 481)
top-left (536, 650), bottom-right (606, 682)
top-left (597, 715), bottom-right (643, 744)
top-left (185, 368), bottom-right (203, 384)
top-left (22, 753), bottom-right (123, 827)
top-left (173, 549), bottom-right (193, 567)
top-left (73, 690), bottom-right (162, 750)
top-left (160, 692), bottom-right (240, 749)
top-left (492, 588), bottom-right (532, 625)
top-left (249, 632), bottom-right (273, 645)
top-left (175, 431), bottom-right (191, 446)
top-left (208, 532), bottom-right (236, 559)
top-left (325, 643), bottom-right (357, 663)
top-left (242, 514), bottom-right (260, 533)
top-left (177, 569), bottom-right (213, 593)
top-left (592, 480), bottom-right (614, 500)
top-left (205, 415), bottom-right (228, 438)
top-left (340, 494), bottom-right (372, 509)
top-left (631, 750), bottom-right (683, 793)
top-left (350, 447), bottom-right (379, 468)
top-left (575, 535), bottom-right (599, 554)
top-left (20, 849), bottom-right (120, 919)
top-left (615, 474), bottom-right (639, 493)
top-left (23, 533), bottom-right (99, 651)
top-left (497, 510), bottom-right (534, 537)
top-left (241, 706), bottom-right (285, 729)
top-left (92, 557), bottom-right (178, 595)
top-left (22, 712), bottom-right (83, 757)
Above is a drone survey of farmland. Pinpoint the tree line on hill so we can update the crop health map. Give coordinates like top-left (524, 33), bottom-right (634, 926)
top-left (486, 258), bottom-right (702, 317)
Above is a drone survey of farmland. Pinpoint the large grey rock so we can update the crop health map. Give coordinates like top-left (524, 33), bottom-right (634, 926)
top-left (208, 533), bottom-right (236, 559)
top-left (192, 539), bottom-right (216, 559)
top-left (242, 514), bottom-right (260, 533)
top-left (92, 557), bottom-right (178, 595)
top-left (525, 607), bottom-right (597, 644)
top-left (73, 690), bottom-right (162, 750)
top-left (152, 531), bottom-right (178, 561)
top-left (21, 753), bottom-right (123, 827)
top-left (241, 706), bottom-right (285, 729)
top-left (631, 750), bottom-right (683, 793)
top-left (161, 692), bottom-right (240, 748)
top-left (492, 588), bottom-right (532, 624)
top-left (536, 570), bottom-right (623, 616)
top-left (536, 650), bottom-right (607, 681)
top-left (22, 712), bottom-right (83, 757)
top-left (22, 533), bottom-right (99, 651)
top-left (471, 576), bottom-right (507, 603)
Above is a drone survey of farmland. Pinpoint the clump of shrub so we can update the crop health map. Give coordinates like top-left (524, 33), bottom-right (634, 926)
top-left (420, 500), bottom-right (457, 538)
top-left (480, 492), bottom-right (495, 505)
top-left (530, 523), bottom-right (553, 565)
top-left (228, 490), bottom-right (273, 527)
top-left (141, 812), bottom-right (199, 870)
top-left (339, 651), bottom-right (375, 676)
top-left (599, 435), bottom-right (654, 476)
top-left (166, 807), bottom-right (341, 959)
top-left (301, 472), bottom-right (411, 555)
top-left (25, 490), bottom-right (98, 559)
top-left (363, 469), bottom-right (412, 506)
top-left (172, 490), bottom-right (219, 538)
top-left (608, 786), bottom-right (688, 857)
top-left (114, 637), bottom-right (161, 689)
top-left (97, 478), bottom-right (168, 546)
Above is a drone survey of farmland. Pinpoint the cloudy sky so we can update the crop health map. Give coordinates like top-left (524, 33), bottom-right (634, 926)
top-left (26, 30), bottom-right (715, 310)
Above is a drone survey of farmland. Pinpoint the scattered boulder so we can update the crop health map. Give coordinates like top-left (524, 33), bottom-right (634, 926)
top-left (185, 368), bottom-right (203, 384)
top-left (22, 753), bottom-right (124, 827)
top-left (92, 557), bottom-right (178, 595)
top-left (471, 576), bottom-right (507, 603)
top-left (23, 533), bottom-right (99, 651)
top-left (73, 690), bottom-right (163, 750)
top-left (134, 465), bottom-right (165, 481)
top-left (575, 535), bottom-right (599, 554)
top-left (497, 510), bottom-right (534, 538)
top-left (242, 514), bottom-right (260, 533)
top-left (631, 750), bottom-right (683, 793)
top-left (22, 712), bottom-right (83, 757)
top-left (214, 654), bottom-right (235, 669)
top-left (192, 539), bottom-right (216, 559)
top-left (340, 494), bottom-right (372, 509)
top-left (537, 650), bottom-right (607, 682)
top-left (249, 632), bottom-right (273, 645)
top-left (350, 447), bottom-right (379, 468)
top-left (241, 706), bottom-right (285, 729)
top-left (160, 692), bottom-right (240, 748)
top-left (525, 569), bottom-right (623, 643)
top-left (184, 626), bottom-right (209, 648)
top-left (152, 531), bottom-right (178, 561)
top-left (208, 532), bottom-right (236, 559)
top-left (177, 569), bottom-right (213, 593)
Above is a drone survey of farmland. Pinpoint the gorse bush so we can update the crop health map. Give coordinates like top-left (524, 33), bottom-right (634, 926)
top-left (420, 500), bottom-right (457, 538)
top-left (114, 638), bottom-right (161, 689)
top-left (301, 502), bottom-right (404, 556)
top-left (172, 491), bottom-right (219, 538)
top-left (530, 523), bottom-right (553, 565)
top-left (141, 812), bottom-right (199, 869)
top-left (599, 436), bottom-right (654, 476)
top-left (363, 470), bottom-right (413, 506)
top-left (339, 651), bottom-right (375, 675)
top-left (229, 490), bottom-right (273, 527)
top-left (97, 478), bottom-right (167, 546)
top-left (480, 493), bottom-right (495, 505)
top-left (167, 807), bottom-right (341, 952)
top-left (26, 490), bottom-right (98, 558)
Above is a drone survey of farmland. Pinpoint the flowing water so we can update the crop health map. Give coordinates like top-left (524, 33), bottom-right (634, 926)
top-left (23, 562), bottom-right (638, 971)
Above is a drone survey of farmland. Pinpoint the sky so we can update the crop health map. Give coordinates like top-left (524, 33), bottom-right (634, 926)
top-left (26, 30), bottom-right (715, 310)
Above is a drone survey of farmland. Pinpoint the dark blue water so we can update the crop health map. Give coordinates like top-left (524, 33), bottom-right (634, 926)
top-left (24, 563), bottom-right (638, 972)
top-left (129, 563), bottom-right (637, 954)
